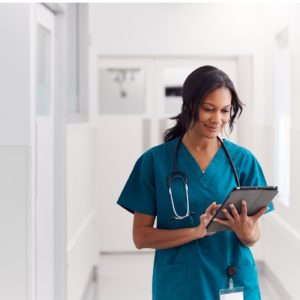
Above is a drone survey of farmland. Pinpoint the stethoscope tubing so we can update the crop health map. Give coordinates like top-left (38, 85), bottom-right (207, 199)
top-left (168, 136), bottom-right (240, 220)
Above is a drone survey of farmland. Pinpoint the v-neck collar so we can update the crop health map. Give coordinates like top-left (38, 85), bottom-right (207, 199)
top-left (179, 139), bottom-right (224, 187)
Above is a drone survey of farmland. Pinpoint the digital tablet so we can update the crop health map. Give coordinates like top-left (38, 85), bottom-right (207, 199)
top-left (206, 186), bottom-right (278, 233)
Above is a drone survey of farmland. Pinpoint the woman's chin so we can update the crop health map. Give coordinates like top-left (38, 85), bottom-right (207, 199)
top-left (203, 130), bottom-right (220, 138)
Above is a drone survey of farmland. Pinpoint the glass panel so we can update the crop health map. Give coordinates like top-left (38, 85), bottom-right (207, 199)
top-left (66, 3), bottom-right (89, 118)
top-left (67, 4), bottom-right (78, 114)
top-left (36, 24), bottom-right (51, 116)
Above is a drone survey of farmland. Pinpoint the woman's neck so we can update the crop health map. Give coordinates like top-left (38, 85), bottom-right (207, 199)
top-left (182, 132), bottom-right (219, 153)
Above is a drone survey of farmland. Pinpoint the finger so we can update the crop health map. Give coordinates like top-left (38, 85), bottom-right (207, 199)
top-left (199, 213), bottom-right (209, 227)
top-left (206, 202), bottom-right (216, 214)
top-left (253, 206), bottom-right (268, 221)
top-left (241, 200), bottom-right (248, 219)
top-left (210, 204), bottom-right (222, 216)
top-left (229, 204), bottom-right (239, 218)
top-left (213, 218), bottom-right (229, 225)
top-left (206, 231), bottom-right (217, 236)
top-left (241, 200), bottom-right (247, 216)
top-left (222, 208), bottom-right (233, 222)
top-left (211, 204), bottom-right (221, 216)
top-left (214, 204), bottom-right (222, 210)
top-left (200, 213), bottom-right (207, 221)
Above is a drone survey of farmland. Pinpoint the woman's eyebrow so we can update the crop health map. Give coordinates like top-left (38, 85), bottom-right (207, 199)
top-left (202, 102), bottom-right (215, 106)
top-left (202, 102), bottom-right (231, 108)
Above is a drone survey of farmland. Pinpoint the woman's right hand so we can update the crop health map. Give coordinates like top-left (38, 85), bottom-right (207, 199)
top-left (194, 202), bottom-right (221, 238)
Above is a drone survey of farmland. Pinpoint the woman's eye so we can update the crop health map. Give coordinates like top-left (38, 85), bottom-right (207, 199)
top-left (202, 107), bottom-right (230, 113)
top-left (203, 108), bottom-right (214, 112)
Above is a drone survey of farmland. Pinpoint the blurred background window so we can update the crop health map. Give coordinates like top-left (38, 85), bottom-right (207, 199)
top-left (274, 26), bottom-right (290, 206)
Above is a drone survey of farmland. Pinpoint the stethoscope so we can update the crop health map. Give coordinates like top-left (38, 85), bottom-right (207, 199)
top-left (167, 136), bottom-right (240, 220)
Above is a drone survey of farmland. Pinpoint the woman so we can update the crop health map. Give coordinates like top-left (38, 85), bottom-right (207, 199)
top-left (117, 65), bottom-right (273, 300)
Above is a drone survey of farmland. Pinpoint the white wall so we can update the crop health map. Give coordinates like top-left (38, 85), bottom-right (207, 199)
top-left (0, 147), bottom-right (29, 299)
top-left (0, 4), bottom-right (31, 146)
top-left (0, 4), bottom-right (32, 300)
top-left (90, 4), bottom-right (264, 56)
top-left (67, 124), bottom-right (99, 300)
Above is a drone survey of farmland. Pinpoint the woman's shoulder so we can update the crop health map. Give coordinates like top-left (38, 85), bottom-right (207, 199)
top-left (222, 139), bottom-right (267, 186)
top-left (131, 138), bottom-right (178, 170)
top-left (142, 137), bottom-right (179, 158)
top-left (223, 138), bottom-right (256, 160)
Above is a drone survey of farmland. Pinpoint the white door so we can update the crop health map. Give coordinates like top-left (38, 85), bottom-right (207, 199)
top-left (35, 4), bottom-right (55, 300)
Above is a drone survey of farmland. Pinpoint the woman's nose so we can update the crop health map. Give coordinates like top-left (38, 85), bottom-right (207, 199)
top-left (210, 112), bottom-right (222, 124)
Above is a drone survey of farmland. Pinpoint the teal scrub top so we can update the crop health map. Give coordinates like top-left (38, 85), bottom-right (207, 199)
top-left (117, 137), bottom-right (274, 300)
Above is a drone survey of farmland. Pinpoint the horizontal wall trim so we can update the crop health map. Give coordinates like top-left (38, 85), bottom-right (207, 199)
top-left (100, 250), bottom-right (154, 256)
top-left (67, 114), bottom-right (89, 124)
top-left (269, 212), bottom-right (300, 244)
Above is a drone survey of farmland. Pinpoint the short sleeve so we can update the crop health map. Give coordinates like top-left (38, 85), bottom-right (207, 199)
top-left (117, 152), bottom-right (156, 216)
top-left (239, 150), bottom-right (274, 213)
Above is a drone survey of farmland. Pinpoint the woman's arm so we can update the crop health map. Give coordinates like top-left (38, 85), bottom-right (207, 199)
top-left (133, 202), bottom-right (220, 250)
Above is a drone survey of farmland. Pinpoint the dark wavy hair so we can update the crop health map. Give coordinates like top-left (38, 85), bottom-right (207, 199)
top-left (164, 65), bottom-right (244, 142)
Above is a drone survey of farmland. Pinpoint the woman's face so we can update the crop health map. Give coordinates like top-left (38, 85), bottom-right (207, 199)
top-left (190, 87), bottom-right (232, 139)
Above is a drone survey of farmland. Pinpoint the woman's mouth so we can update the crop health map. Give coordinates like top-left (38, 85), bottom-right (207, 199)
top-left (205, 125), bottom-right (220, 132)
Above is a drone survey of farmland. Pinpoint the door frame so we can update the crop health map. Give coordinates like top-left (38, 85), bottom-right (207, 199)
top-left (30, 3), bottom-right (67, 300)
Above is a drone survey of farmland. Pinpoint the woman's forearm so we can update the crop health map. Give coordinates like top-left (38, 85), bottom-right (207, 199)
top-left (133, 204), bottom-right (220, 250)
top-left (133, 226), bottom-right (200, 250)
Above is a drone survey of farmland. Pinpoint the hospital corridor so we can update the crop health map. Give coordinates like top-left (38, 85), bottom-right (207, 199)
top-left (1, 2), bottom-right (300, 300)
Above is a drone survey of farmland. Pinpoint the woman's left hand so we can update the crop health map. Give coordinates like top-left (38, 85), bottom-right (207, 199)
top-left (213, 200), bottom-right (268, 247)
